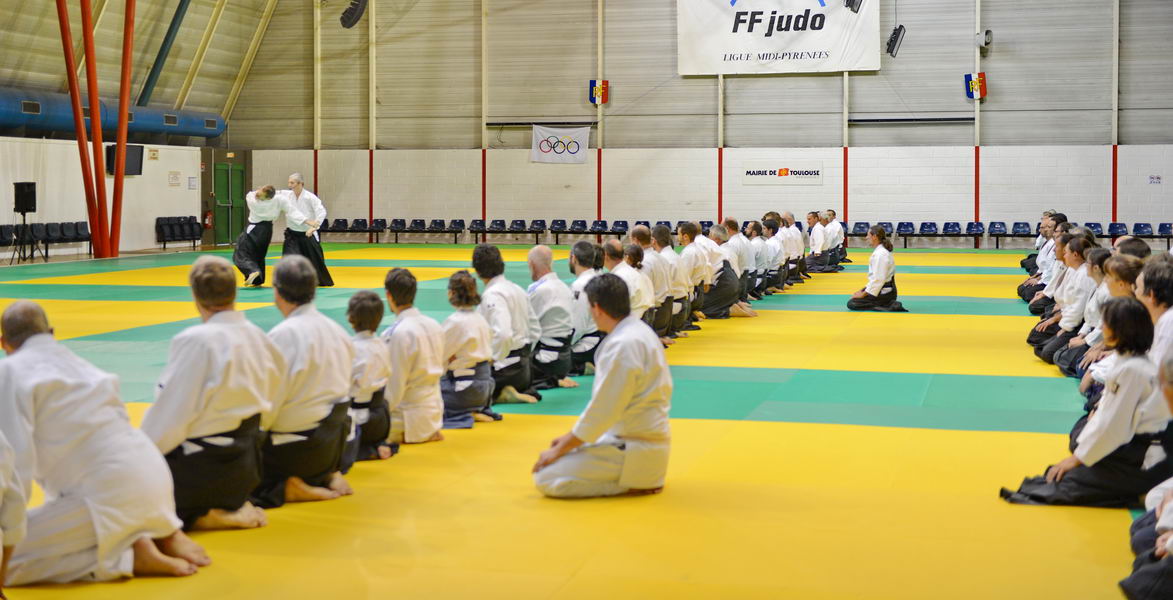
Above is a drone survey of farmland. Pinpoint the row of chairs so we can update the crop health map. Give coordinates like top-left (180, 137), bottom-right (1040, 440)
top-left (847, 221), bottom-right (1173, 248)
top-left (155, 216), bottom-right (203, 250)
top-left (317, 218), bottom-right (703, 245)
top-left (0, 221), bottom-right (94, 261)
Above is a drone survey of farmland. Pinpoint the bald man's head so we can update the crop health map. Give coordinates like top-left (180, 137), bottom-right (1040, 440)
top-left (528, 245), bottom-right (554, 280)
top-left (630, 225), bottom-right (652, 247)
top-left (1, 300), bottom-right (52, 353)
top-left (602, 239), bottom-right (624, 269)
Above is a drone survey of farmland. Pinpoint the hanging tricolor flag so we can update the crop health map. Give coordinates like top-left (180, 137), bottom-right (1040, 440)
top-left (964, 72), bottom-right (987, 99)
top-left (589, 79), bottom-right (609, 105)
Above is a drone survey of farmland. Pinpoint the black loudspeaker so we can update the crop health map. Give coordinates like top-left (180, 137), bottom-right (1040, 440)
top-left (14, 182), bottom-right (35, 214)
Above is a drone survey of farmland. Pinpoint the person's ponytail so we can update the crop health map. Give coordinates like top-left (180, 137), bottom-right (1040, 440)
top-left (870, 225), bottom-right (893, 252)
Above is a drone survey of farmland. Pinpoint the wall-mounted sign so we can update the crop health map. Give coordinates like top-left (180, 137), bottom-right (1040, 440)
top-left (168, 171), bottom-right (181, 187)
top-left (148, 148), bottom-right (160, 160)
top-left (589, 80), bottom-right (609, 105)
top-left (741, 161), bottom-right (824, 186)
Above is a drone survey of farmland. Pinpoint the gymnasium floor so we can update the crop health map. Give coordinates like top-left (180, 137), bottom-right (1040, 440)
top-left (0, 244), bottom-right (1134, 599)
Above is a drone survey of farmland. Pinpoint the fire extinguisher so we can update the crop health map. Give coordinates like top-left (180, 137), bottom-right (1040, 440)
top-left (203, 210), bottom-right (214, 230)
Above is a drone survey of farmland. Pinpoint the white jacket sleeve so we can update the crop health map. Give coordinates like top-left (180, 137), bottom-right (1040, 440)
top-left (0, 430), bottom-right (27, 549)
top-left (141, 334), bottom-right (214, 454)
top-left (1074, 362), bottom-right (1149, 466)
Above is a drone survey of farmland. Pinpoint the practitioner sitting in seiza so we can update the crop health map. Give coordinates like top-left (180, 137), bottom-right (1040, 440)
top-left (1001, 297), bottom-right (1173, 507)
top-left (631, 226), bottom-right (675, 346)
top-left (1029, 237), bottom-right (1097, 362)
top-left (440, 270), bottom-right (498, 427)
top-left (0, 301), bottom-right (211, 586)
top-left (847, 225), bottom-right (906, 312)
top-left (652, 224), bottom-right (690, 339)
top-left (232, 185), bottom-right (304, 287)
top-left (601, 239), bottom-right (654, 322)
top-left (1053, 248), bottom-right (1112, 378)
top-left (381, 268), bottom-right (446, 444)
top-left (277, 172), bottom-right (334, 287)
top-left (141, 256), bottom-right (284, 531)
top-left (1120, 353), bottom-right (1173, 600)
top-left (474, 244), bottom-right (542, 405)
top-left (526, 245), bottom-right (579, 390)
top-left (252, 255), bottom-right (355, 509)
top-left (568, 241), bottom-right (604, 376)
top-left (1078, 255), bottom-right (1144, 403)
top-left (339, 290), bottom-right (395, 469)
top-left (675, 222), bottom-right (712, 329)
top-left (532, 273), bottom-right (673, 498)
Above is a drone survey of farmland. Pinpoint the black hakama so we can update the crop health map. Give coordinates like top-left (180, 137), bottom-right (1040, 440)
top-left (492, 346), bottom-right (540, 400)
top-left (702, 262), bottom-right (740, 319)
top-left (282, 228), bottom-right (334, 287)
top-left (570, 331), bottom-right (605, 375)
top-left (531, 337), bottom-right (572, 390)
top-left (233, 221), bottom-right (273, 285)
top-left (846, 277), bottom-right (907, 312)
top-left (442, 361), bottom-right (494, 428)
top-left (1000, 432), bottom-right (1173, 508)
top-left (164, 414), bottom-right (264, 529)
top-left (251, 402), bottom-right (349, 509)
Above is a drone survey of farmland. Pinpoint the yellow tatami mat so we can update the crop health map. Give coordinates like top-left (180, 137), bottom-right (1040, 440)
top-left (0, 298), bottom-right (267, 340)
top-left (668, 310), bottom-right (1061, 378)
top-left (783, 272), bottom-right (1025, 298)
top-left (17, 410), bottom-right (1130, 600)
top-left (3, 265), bottom-right (462, 289)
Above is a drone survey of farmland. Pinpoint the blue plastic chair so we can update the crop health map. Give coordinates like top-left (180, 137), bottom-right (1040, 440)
top-left (569, 220), bottom-right (588, 234)
top-left (942, 222), bottom-right (962, 236)
top-left (1133, 223), bottom-right (1154, 237)
top-left (1108, 222), bottom-right (1128, 237)
top-left (850, 222), bottom-right (870, 236)
top-left (589, 220), bottom-right (609, 234)
top-left (876, 222), bottom-right (894, 235)
top-left (896, 222), bottom-right (915, 236)
top-left (1084, 222), bottom-right (1104, 236)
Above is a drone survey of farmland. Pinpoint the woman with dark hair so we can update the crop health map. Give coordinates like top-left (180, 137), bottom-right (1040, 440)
top-left (1001, 297), bottom-right (1173, 507)
top-left (441, 270), bottom-right (499, 426)
top-left (847, 225), bottom-right (906, 312)
top-left (1079, 254), bottom-right (1145, 401)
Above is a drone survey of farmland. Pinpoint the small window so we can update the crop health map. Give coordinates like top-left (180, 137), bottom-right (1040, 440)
top-left (204, 119), bottom-right (217, 129)
top-left (82, 106), bottom-right (91, 118)
top-left (127, 112), bottom-right (134, 123)
top-left (163, 114), bottom-right (178, 126)
top-left (21, 101), bottom-right (40, 115)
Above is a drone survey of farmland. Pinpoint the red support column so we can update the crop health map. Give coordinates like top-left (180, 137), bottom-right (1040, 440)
top-left (974, 145), bottom-right (981, 249)
top-left (1112, 144), bottom-right (1119, 222)
top-left (368, 149), bottom-right (374, 243)
top-left (110, 0), bottom-right (136, 257)
top-left (53, 0), bottom-right (100, 238)
top-left (717, 147), bottom-right (724, 223)
top-left (80, 0), bottom-right (109, 257)
top-left (481, 148), bottom-right (487, 243)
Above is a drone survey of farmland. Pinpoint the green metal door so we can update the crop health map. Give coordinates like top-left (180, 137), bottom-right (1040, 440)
top-left (212, 163), bottom-right (247, 245)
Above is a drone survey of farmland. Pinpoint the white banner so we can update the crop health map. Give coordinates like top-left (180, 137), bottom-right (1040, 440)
top-left (741, 161), bottom-right (824, 185)
top-left (677, 0), bottom-right (880, 75)
top-left (531, 126), bottom-right (590, 164)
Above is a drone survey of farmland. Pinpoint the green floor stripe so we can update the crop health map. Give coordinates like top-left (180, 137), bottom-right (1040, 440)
top-left (495, 366), bottom-right (1082, 434)
top-left (755, 294), bottom-right (1031, 316)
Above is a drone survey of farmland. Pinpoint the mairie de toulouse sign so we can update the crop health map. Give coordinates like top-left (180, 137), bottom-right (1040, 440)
top-left (677, 0), bottom-right (880, 75)
top-left (741, 161), bottom-right (824, 186)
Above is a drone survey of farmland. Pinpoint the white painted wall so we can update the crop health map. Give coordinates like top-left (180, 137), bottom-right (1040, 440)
top-left (0, 136), bottom-right (200, 254)
top-left (981, 146), bottom-right (1112, 226)
top-left (1117, 145), bottom-right (1173, 225)
top-left (723, 147), bottom-right (843, 223)
top-left (247, 145), bottom-right (1173, 247)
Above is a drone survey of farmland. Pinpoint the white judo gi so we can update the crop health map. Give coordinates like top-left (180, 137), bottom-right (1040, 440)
top-left (610, 261), bottom-right (655, 320)
top-left (0, 334), bottom-right (182, 585)
top-left (0, 430), bottom-right (26, 554)
top-left (570, 269), bottom-right (601, 355)
top-left (382, 307), bottom-right (446, 443)
top-left (268, 304), bottom-right (355, 435)
top-left (534, 315), bottom-right (673, 498)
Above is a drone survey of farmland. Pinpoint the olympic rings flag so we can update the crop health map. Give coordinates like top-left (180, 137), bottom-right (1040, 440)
top-left (677, 0), bottom-right (880, 75)
top-left (531, 125), bottom-right (590, 164)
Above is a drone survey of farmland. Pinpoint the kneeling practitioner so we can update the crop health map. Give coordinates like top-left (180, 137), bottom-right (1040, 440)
top-left (253, 256), bottom-right (355, 508)
top-left (141, 256), bottom-right (284, 530)
top-left (342, 291), bottom-right (395, 466)
top-left (532, 274), bottom-right (673, 498)
top-left (382, 268), bottom-right (446, 443)
top-left (441, 271), bottom-right (497, 427)
top-left (0, 301), bottom-right (210, 585)
top-left (475, 244), bottom-right (541, 404)
top-left (847, 225), bottom-right (906, 312)
top-left (527, 245), bottom-right (577, 389)
top-left (568, 241), bottom-right (604, 375)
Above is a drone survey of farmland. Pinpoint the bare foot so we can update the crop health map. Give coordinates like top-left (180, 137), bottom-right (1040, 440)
top-left (285, 476), bottom-right (340, 503)
top-left (731, 303), bottom-right (752, 318)
top-left (624, 486), bottom-right (664, 497)
top-left (377, 444), bottom-right (394, 459)
top-left (328, 472), bottom-right (354, 496)
top-left (557, 377), bottom-right (579, 388)
top-left (191, 503), bottom-right (267, 530)
top-left (660, 337), bottom-right (675, 346)
top-left (473, 412), bottom-right (496, 423)
top-left (693, 311), bottom-right (707, 321)
top-left (133, 537), bottom-right (198, 577)
top-left (156, 530), bottom-right (211, 567)
top-left (583, 362), bottom-right (596, 376)
top-left (427, 430), bottom-right (445, 442)
top-left (497, 386), bottom-right (539, 404)
top-left (675, 331), bottom-right (689, 338)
